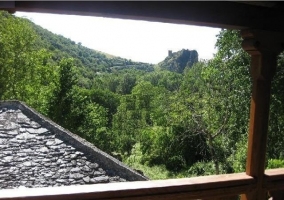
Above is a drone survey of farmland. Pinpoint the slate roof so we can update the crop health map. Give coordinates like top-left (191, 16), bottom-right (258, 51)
top-left (0, 101), bottom-right (147, 189)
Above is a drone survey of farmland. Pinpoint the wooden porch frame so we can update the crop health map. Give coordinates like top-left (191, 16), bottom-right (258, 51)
top-left (1, 1), bottom-right (284, 199)
top-left (0, 169), bottom-right (282, 200)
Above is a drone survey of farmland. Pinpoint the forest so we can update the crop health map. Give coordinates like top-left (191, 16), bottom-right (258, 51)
top-left (1, 11), bottom-right (284, 179)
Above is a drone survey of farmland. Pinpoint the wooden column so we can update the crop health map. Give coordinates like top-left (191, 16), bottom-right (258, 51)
top-left (240, 30), bottom-right (284, 200)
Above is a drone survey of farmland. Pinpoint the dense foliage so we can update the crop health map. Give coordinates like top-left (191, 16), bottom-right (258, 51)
top-left (31, 17), bottom-right (154, 89)
top-left (1, 11), bottom-right (284, 179)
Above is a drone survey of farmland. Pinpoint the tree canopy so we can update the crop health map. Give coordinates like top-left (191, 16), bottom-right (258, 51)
top-left (1, 11), bottom-right (284, 179)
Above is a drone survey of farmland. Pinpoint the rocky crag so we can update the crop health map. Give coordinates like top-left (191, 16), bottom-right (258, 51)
top-left (158, 49), bottom-right (198, 73)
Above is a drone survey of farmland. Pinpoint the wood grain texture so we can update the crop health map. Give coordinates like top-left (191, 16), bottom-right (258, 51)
top-left (0, 173), bottom-right (255, 200)
top-left (240, 30), bottom-right (284, 200)
top-left (1, 2), bottom-right (284, 32)
top-left (264, 168), bottom-right (284, 191)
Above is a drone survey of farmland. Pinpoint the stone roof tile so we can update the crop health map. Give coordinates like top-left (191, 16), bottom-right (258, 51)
top-left (0, 101), bottom-right (147, 189)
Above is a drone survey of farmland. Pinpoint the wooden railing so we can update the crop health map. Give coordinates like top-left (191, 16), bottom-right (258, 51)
top-left (265, 169), bottom-right (284, 200)
top-left (0, 3), bottom-right (284, 200)
top-left (0, 168), bottom-right (283, 200)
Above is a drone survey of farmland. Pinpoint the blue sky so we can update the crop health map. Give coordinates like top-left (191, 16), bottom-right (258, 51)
top-left (15, 11), bottom-right (221, 64)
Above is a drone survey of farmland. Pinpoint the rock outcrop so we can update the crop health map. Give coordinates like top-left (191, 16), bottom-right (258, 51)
top-left (158, 49), bottom-right (198, 73)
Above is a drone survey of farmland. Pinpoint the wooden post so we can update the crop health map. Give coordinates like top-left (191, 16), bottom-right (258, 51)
top-left (240, 30), bottom-right (284, 200)
top-left (269, 190), bottom-right (284, 200)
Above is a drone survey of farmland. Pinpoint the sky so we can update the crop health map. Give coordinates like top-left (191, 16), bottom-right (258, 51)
top-left (15, 11), bottom-right (221, 64)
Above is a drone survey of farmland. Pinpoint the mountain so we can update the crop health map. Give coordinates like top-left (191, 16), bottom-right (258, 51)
top-left (158, 49), bottom-right (198, 73)
top-left (19, 15), bottom-right (154, 87)
top-left (3, 12), bottom-right (199, 90)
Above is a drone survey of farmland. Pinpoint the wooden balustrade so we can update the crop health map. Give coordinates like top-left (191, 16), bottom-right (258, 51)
top-left (1, 2), bottom-right (284, 200)
top-left (264, 168), bottom-right (284, 200)
top-left (0, 169), bottom-right (282, 200)
top-left (0, 172), bottom-right (255, 200)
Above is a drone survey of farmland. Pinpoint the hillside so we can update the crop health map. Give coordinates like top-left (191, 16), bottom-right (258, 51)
top-left (11, 13), bottom-right (200, 86)
top-left (22, 15), bottom-right (154, 87)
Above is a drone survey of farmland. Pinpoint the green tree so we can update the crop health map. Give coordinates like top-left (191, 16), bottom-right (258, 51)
top-left (77, 102), bottom-right (109, 150)
top-left (0, 11), bottom-right (57, 114)
top-left (0, 11), bottom-right (37, 98)
top-left (117, 73), bottom-right (137, 95)
top-left (143, 70), bottom-right (182, 92)
top-left (48, 58), bottom-right (77, 128)
top-left (112, 81), bottom-right (163, 154)
top-left (184, 31), bottom-right (250, 174)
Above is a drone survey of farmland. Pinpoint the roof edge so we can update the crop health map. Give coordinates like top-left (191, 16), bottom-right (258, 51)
top-left (0, 100), bottom-right (148, 181)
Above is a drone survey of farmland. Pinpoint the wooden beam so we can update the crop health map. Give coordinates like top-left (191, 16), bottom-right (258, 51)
top-left (0, 173), bottom-right (255, 200)
top-left (241, 30), bottom-right (284, 200)
top-left (235, 1), bottom-right (277, 8)
top-left (264, 169), bottom-right (284, 200)
top-left (1, 1), bottom-right (284, 32)
top-left (264, 168), bottom-right (284, 191)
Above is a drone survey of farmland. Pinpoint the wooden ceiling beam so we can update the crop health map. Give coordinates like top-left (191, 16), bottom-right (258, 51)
top-left (1, 1), bottom-right (284, 32)
top-left (232, 1), bottom-right (277, 8)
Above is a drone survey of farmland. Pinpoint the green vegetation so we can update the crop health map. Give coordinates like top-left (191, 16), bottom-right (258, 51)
top-left (158, 49), bottom-right (198, 73)
top-left (31, 16), bottom-right (154, 89)
top-left (1, 11), bottom-right (284, 179)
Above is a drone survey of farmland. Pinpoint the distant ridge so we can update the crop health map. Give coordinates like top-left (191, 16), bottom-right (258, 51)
top-left (10, 13), bottom-right (154, 88)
